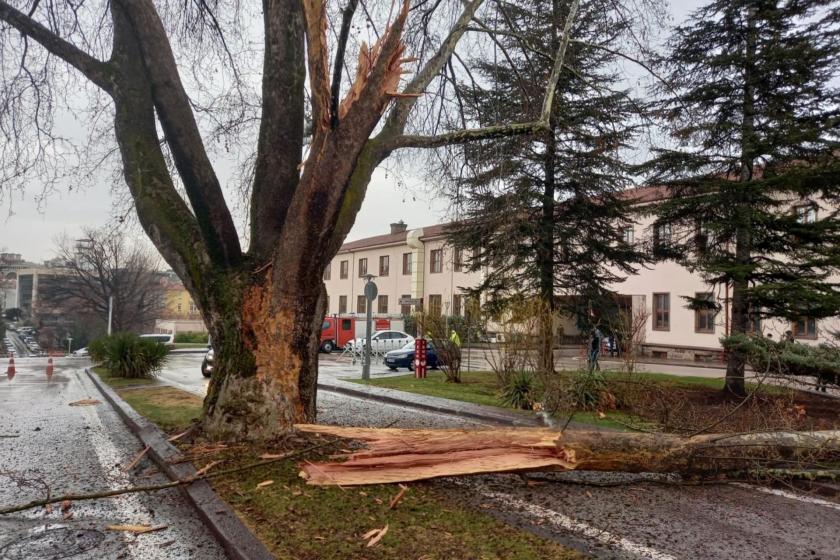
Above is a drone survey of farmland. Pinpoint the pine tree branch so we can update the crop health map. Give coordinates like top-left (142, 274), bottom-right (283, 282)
top-left (0, 1), bottom-right (111, 91)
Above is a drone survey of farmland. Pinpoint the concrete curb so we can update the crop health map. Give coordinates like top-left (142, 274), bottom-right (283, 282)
top-left (318, 379), bottom-right (541, 427)
top-left (85, 368), bottom-right (274, 560)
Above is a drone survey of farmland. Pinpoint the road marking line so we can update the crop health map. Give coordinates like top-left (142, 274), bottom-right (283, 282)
top-left (730, 482), bottom-right (840, 511)
top-left (453, 480), bottom-right (677, 560)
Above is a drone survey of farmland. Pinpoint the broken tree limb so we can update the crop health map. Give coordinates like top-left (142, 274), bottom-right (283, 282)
top-left (0, 441), bottom-right (331, 515)
top-left (295, 425), bottom-right (840, 486)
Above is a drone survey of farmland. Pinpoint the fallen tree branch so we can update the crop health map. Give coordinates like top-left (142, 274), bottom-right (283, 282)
top-left (0, 441), bottom-right (332, 515)
top-left (296, 425), bottom-right (840, 486)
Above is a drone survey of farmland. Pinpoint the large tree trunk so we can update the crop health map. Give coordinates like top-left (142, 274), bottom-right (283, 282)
top-left (297, 425), bottom-right (840, 486)
top-left (201, 270), bottom-right (326, 441)
top-left (726, 6), bottom-right (758, 398)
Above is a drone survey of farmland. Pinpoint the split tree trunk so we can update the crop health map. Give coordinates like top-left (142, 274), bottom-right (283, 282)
top-left (200, 270), bottom-right (326, 441)
top-left (297, 425), bottom-right (840, 486)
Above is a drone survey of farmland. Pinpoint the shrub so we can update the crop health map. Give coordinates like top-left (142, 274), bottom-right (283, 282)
top-left (174, 331), bottom-right (209, 344)
top-left (500, 371), bottom-right (535, 410)
top-left (89, 332), bottom-right (169, 378)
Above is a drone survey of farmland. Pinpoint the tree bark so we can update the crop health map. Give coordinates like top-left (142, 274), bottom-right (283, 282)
top-left (201, 270), bottom-right (325, 441)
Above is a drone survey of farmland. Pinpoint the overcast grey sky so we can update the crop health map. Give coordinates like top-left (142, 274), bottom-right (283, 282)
top-left (0, 0), bottom-right (701, 263)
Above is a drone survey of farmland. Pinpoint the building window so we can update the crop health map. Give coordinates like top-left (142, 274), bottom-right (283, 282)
top-left (452, 294), bottom-right (463, 316)
top-left (653, 223), bottom-right (672, 257)
top-left (358, 258), bottom-right (367, 277)
top-left (402, 252), bottom-right (412, 275)
top-left (379, 255), bottom-right (389, 277)
top-left (357, 295), bottom-right (366, 314)
top-left (653, 293), bottom-right (670, 331)
top-left (694, 292), bottom-right (715, 333)
top-left (428, 294), bottom-right (442, 316)
top-left (696, 221), bottom-right (713, 254)
top-left (323, 263), bottom-right (331, 281)
top-left (338, 295), bottom-right (347, 314)
top-left (189, 301), bottom-right (198, 314)
top-left (325, 296), bottom-right (329, 313)
top-left (377, 295), bottom-right (388, 314)
top-left (793, 317), bottom-right (817, 339)
top-left (400, 294), bottom-right (411, 316)
top-left (430, 249), bottom-right (443, 273)
top-left (796, 204), bottom-right (817, 223)
top-left (340, 260), bottom-right (349, 279)
top-left (453, 249), bottom-right (464, 272)
top-left (622, 227), bottom-right (634, 245)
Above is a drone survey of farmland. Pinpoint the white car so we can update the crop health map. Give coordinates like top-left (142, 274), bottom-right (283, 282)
top-left (71, 347), bottom-right (89, 357)
top-left (140, 333), bottom-right (175, 346)
top-left (347, 330), bottom-right (414, 353)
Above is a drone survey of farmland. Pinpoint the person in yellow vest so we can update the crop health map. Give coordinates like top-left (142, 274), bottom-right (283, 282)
top-left (449, 329), bottom-right (461, 347)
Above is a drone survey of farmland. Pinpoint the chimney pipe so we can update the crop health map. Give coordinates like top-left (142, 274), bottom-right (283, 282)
top-left (390, 221), bottom-right (407, 235)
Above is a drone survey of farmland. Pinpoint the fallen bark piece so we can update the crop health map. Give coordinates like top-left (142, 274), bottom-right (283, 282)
top-left (389, 484), bottom-right (409, 509)
top-left (107, 524), bottom-right (167, 534)
top-left (364, 524), bottom-right (389, 547)
top-left (256, 480), bottom-right (274, 489)
top-left (295, 424), bottom-right (840, 486)
top-left (69, 399), bottom-right (102, 407)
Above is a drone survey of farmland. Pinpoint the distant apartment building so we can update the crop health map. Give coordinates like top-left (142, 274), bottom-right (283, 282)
top-left (0, 253), bottom-right (40, 312)
top-left (323, 221), bottom-right (482, 322)
top-left (323, 188), bottom-right (839, 360)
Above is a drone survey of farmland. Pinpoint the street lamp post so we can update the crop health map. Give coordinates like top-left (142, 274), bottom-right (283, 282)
top-left (66, 335), bottom-right (73, 355)
top-left (361, 274), bottom-right (378, 381)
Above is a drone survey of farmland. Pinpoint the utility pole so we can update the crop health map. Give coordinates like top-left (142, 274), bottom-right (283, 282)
top-left (66, 335), bottom-right (73, 354)
top-left (362, 274), bottom-right (377, 381)
top-left (107, 295), bottom-right (113, 336)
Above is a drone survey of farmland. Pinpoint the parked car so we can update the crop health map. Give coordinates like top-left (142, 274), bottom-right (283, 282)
top-left (71, 347), bottom-right (89, 357)
top-left (201, 348), bottom-right (214, 378)
top-left (346, 331), bottom-right (414, 353)
top-left (139, 333), bottom-right (175, 346)
top-left (384, 341), bottom-right (439, 371)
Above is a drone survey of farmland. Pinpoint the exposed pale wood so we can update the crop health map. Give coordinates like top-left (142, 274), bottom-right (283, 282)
top-left (296, 425), bottom-right (840, 486)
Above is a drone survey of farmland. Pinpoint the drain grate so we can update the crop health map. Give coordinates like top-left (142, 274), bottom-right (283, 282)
top-left (0, 528), bottom-right (105, 560)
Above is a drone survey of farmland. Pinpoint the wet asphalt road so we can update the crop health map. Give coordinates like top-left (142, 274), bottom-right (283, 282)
top-left (157, 352), bottom-right (840, 560)
top-left (0, 358), bottom-right (225, 560)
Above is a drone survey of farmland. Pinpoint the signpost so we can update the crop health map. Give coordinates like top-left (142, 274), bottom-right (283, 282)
top-left (414, 338), bottom-right (427, 379)
top-left (362, 275), bottom-right (378, 381)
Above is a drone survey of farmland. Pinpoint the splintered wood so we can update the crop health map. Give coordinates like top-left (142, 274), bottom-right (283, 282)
top-left (297, 425), bottom-right (575, 486)
top-left (296, 425), bottom-right (840, 486)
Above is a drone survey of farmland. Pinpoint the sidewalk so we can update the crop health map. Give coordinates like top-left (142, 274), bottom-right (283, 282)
top-left (0, 361), bottom-right (226, 559)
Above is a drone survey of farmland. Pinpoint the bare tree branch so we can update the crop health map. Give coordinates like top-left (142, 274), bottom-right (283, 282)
top-left (386, 0), bottom-right (581, 151)
top-left (330, 0), bottom-right (360, 129)
top-left (0, 1), bottom-right (111, 90)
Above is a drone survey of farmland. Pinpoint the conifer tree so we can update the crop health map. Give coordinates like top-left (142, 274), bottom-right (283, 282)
top-left (646, 0), bottom-right (840, 396)
top-left (445, 0), bottom-right (650, 372)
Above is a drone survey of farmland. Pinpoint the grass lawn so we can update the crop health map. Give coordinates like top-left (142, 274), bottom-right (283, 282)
top-left (173, 342), bottom-right (210, 349)
top-left (347, 369), bottom-right (767, 432)
top-left (116, 386), bottom-right (203, 432)
top-left (92, 366), bottom-right (161, 389)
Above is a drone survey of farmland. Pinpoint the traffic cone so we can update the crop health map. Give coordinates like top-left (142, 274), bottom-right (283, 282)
top-left (6, 357), bottom-right (15, 381)
top-left (46, 357), bottom-right (54, 378)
